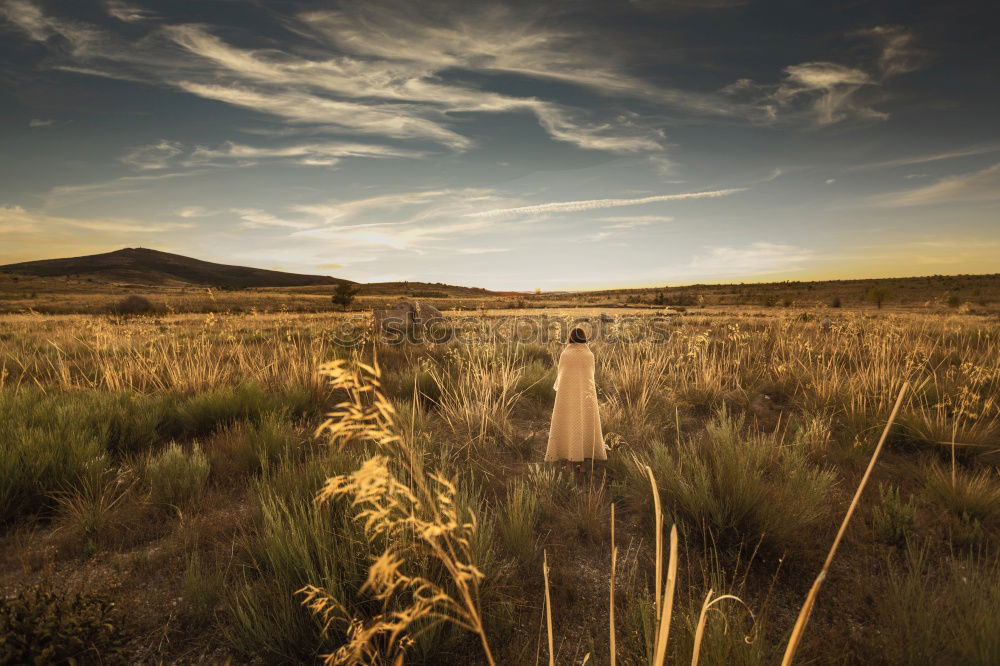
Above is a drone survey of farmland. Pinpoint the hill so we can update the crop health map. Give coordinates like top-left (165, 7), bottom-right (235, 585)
top-left (0, 248), bottom-right (345, 289)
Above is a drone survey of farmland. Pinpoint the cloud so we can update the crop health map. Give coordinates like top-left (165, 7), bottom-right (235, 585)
top-left (290, 190), bottom-right (457, 225)
top-left (104, 0), bottom-right (158, 23)
top-left (230, 208), bottom-right (316, 230)
top-left (850, 143), bottom-right (1000, 171)
top-left (861, 25), bottom-right (924, 77)
top-left (458, 247), bottom-right (511, 254)
top-left (186, 141), bottom-right (426, 167)
top-left (1, 204), bottom-right (192, 234)
top-left (875, 163), bottom-right (1000, 207)
top-left (686, 242), bottom-right (814, 276)
top-left (466, 187), bottom-right (745, 218)
top-left (721, 27), bottom-right (922, 126)
top-left (28, 118), bottom-right (53, 128)
top-left (175, 206), bottom-right (213, 218)
top-left (175, 82), bottom-right (474, 150)
top-left (44, 171), bottom-right (203, 209)
top-left (6, 2), bottom-right (675, 154)
top-left (120, 140), bottom-right (184, 170)
top-left (599, 215), bottom-right (675, 228)
top-left (0, 205), bottom-right (40, 233)
top-left (775, 62), bottom-right (883, 125)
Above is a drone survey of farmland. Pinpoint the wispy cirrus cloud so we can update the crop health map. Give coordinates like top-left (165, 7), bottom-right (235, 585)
top-left (3, 2), bottom-right (672, 155)
top-left (120, 139), bottom-right (426, 170)
top-left (120, 140), bottom-right (184, 170)
top-left (1, 203), bottom-right (193, 234)
top-left (466, 187), bottom-right (745, 218)
top-left (875, 163), bottom-right (1000, 207)
top-left (230, 208), bottom-right (316, 230)
top-left (686, 242), bottom-right (815, 276)
top-left (722, 26), bottom-right (923, 126)
top-left (599, 215), bottom-right (675, 228)
top-left (850, 143), bottom-right (1000, 171)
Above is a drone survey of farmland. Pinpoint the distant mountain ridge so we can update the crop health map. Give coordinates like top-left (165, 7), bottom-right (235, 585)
top-left (0, 248), bottom-right (345, 288)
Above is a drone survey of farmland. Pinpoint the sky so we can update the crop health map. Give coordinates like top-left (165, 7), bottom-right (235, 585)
top-left (1, 0), bottom-right (998, 291)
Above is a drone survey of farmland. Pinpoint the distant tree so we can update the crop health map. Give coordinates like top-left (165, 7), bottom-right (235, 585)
top-left (830, 296), bottom-right (842, 308)
top-left (332, 282), bottom-right (359, 310)
top-left (112, 295), bottom-right (155, 316)
top-left (867, 285), bottom-right (892, 309)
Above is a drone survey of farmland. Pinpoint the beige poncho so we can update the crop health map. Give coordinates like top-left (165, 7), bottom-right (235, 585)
top-left (545, 343), bottom-right (606, 462)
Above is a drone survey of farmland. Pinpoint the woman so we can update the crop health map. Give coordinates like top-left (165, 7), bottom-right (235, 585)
top-left (545, 327), bottom-right (606, 467)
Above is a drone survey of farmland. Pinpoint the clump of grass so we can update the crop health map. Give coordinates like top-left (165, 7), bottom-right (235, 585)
top-left (646, 409), bottom-right (837, 553)
top-left (0, 390), bottom-right (107, 522)
top-left (145, 442), bottom-right (210, 509)
top-left (875, 543), bottom-right (1000, 665)
top-left (427, 345), bottom-right (524, 454)
top-left (182, 550), bottom-right (224, 624)
top-left (868, 483), bottom-right (916, 546)
top-left (525, 463), bottom-right (575, 520)
top-left (51, 458), bottom-right (131, 551)
top-left (224, 456), bottom-right (366, 661)
top-left (923, 464), bottom-right (1000, 529)
top-left (567, 477), bottom-right (609, 544)
top-left (498, 477), bottom-right (541, 567)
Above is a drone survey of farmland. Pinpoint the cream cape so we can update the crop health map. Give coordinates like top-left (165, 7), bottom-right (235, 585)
top-left (545, 343), bottom-right (606, 461)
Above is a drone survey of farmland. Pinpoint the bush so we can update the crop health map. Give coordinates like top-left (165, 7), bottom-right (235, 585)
top-left (111, 294), bottom-right (156, 315)
top-left (0, 586), bottom-right (127, 665)
top-left (644, 409), bottom-right (836, 552)
top-left (830, 296), bottom-right (842, 308)
top-left (146, 442), bottom-right (210, 508)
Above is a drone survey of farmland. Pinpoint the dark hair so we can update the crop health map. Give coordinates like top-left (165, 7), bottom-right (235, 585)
top-left (568, 327), bottom-right (587, 344)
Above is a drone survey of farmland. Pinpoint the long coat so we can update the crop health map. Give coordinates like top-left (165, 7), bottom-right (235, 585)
top-left (545, 343), bottom-right (606, 461)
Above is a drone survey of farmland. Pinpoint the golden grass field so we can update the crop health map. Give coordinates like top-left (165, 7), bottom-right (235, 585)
top-left (1, 303), bottom-right (998, 664)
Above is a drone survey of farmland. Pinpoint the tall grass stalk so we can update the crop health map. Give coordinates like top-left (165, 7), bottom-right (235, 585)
top-left (781, 381), bottom-right (909, 665)
top-left (301, 359), bottom-right (496, 665)
top-left (610, 503), bottom-right (617, 666)
top-left (543, 549), bottom-right (554, 666)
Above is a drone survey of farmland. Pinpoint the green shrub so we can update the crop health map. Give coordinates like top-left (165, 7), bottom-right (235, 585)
top-left (869, 483), bottom-right (916, 546)
top-left (0, 586), bottom-right (127, 665)
top-left (146, 442), bottom-right (210, 508)
top-left (111, 294), bottom-right (156, 315)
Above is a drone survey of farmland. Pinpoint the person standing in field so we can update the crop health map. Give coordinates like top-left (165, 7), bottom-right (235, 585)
top-left (545, 327), bottom-right (606, 468)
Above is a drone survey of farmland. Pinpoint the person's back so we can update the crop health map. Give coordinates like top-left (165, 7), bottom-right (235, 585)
top-left (545, 328), bottom-right (606, 465)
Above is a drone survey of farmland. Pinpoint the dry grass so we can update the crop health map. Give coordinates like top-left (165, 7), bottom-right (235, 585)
top-left (0, 307), bottom-right (997, 663)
